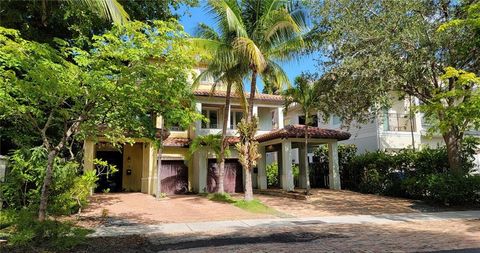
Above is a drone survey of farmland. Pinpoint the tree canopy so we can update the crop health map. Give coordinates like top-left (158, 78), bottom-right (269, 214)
top-left (308, 0), bottom-right (480, 172)
top-left (0, 20), bottom-right (200, 219)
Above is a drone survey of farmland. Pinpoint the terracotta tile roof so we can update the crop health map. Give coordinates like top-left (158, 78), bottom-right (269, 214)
top-left (163, 136), bottom-right (240, 147)
top-left (255, 125), bottom-right (351, 143)
top-left (163, 137), bottom-right (190, 147)
top-left (193, 90), bottom-right (283, 102)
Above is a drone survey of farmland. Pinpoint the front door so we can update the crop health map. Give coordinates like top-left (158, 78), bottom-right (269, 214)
top-left (95, 150), bottom-right (123, 192)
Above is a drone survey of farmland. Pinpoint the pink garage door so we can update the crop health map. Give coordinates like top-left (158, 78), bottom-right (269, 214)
top-left (207, 159), bottom-right (243, 193)
top-left (160, 160), bottom-right (188, 195)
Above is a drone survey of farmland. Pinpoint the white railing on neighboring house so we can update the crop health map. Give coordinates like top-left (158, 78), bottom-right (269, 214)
top-left (383, 113), bottom-right (417, 132)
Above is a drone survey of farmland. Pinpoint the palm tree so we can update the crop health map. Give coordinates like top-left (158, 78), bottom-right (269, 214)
top-left (203, 0), bottom-right (309, 201)
top-left (39, 0), bottom-right (129, 26)
top-left (192, 22), bottom-right (248, 194)
top-left (284, 74), bottom-right (321, 194)
top-left (189, 134), bottom-right (233, 193)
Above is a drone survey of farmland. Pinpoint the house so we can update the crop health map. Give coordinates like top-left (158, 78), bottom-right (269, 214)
top-left (284, 95), bottom-right (480, 171)
top-left (83, 69), bottom-right (351, 195)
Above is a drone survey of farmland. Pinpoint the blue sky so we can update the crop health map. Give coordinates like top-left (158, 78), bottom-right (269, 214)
top-left (175, 4), bottom-right (319, 92)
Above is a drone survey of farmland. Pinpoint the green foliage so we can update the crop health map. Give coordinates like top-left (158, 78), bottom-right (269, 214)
top-left (209, 193), bottom-right (236, 203)
top-left (266, 162), bottom-right (279, 187)
top-left (0, 210), bottom-right (91, 250)
top-left (189, 134), bottom-right (225, 159)
top-left (308, 0), bottom-right (480, 171)
top-left (233, 199), bottom-right (277, 215)
top-left (236, 117), bottom-right (261, 172)
top-left (313, 144), bottom-right (357, 188)
top-left (0, 147), bottom-right (108, 215)
top-left (0, 0), bottom-right (197, 45)
top-left (345, 144), bottom-right (480, 205)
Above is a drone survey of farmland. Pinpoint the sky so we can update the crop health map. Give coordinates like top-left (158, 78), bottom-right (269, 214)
top-left (175, 4), bottom-right (319, 92)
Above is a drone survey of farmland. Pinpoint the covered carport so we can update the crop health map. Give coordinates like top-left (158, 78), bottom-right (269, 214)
top-left (255, 125), bottom-right (351, 191)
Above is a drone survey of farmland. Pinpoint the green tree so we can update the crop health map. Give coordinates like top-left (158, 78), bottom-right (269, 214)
top-left (0, 0), bottom-right (197, 45)
top-left (284, 74), bottom-right (323, 193)
top-left (309, 0), bottom-right (480, 173)
top-left (203, 0), bottom-right (309, 201)
top-left (0, 21), bottom-right (200, 221)
top-left (192, 22), bottom-right (247, 194)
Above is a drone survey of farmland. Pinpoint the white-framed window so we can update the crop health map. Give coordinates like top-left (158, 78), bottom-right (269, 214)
top-left (202, 108), bottom-right (219, 129)
top-left (230, 110), bottom-right (244, 129)
top-left (332, 115), bottom-right (342, 126)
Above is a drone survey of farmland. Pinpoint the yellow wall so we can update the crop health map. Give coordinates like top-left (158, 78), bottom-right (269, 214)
top-left (122, 143), bottom-right (143, 192)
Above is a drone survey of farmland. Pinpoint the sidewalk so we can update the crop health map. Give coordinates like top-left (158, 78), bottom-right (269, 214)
top-left (89, 210), bottom-right (480, 237)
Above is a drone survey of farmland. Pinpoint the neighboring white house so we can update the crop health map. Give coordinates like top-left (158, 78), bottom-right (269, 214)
top-left (283, 96), bottom-right (480, 171)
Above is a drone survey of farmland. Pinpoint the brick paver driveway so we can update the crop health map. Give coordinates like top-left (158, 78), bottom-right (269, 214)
top-left (81, 193), bottom-right (273, 224)
top-left (256, 189), bottom-right (445, 217)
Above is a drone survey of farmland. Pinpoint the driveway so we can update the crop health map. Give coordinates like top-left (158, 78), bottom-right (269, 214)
top-left (81, 193), bottom-right (273, 225)
top-left (256, 189), bottom-right (447, 217)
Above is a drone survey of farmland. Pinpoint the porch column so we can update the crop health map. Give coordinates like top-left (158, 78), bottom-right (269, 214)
top-left (253, 105), bottom-right (258, 117)
top-left (298, 147), bottom-right (307, 188)
top-left (328, 141), bottom-right (341, 190)
top-left (281, 140), bottom-right (294, 191)
top-left (277, 107), bottom-right (284, 129)
top-left (257, 145), bottom-right (267, 189)
top-left (193, 150), bottom-right (208, 193)
top-left (227, 103), bottom-right (232, 129)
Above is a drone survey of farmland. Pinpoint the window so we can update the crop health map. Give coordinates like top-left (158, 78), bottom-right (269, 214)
top-left (332, 115), bottom-right (342, 126)
top-left (202, 109), bottom-right (219, 129)
top-left (298, 115), bottom-right (318, 127)
top-left (199, 70), bottom-right (212, 83)
top-left (170, 123), bottom-right (183, 131)
top-left (230, 111), bottom-right (243, 129)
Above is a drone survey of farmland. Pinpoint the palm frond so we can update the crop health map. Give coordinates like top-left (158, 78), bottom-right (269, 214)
top-left (69, 0), bottom-right (129, 24)
top-left (207, 0), bottom-right (247, 37)
top-left (233, 36), bottom-right (266, 72)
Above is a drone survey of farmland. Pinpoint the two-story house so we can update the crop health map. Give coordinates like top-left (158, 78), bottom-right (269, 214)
top-left (285, 95), bottom-right (480, 171)
top-left (82, 69), bottom-right (351, 196)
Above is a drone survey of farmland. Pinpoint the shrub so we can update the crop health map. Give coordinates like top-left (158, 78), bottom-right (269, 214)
top-left (1, 147), bottom-right (102, 215)
top-left (422, 174), bottom-right (480, 205)
top-left (313, 144), bottom-right (357, 188)
top-left (2, 210), bottom-right (91, 250)
top-left (266, 162), bottom-right (279, 187)
top-left (344, 139), bottom-right (480, 205)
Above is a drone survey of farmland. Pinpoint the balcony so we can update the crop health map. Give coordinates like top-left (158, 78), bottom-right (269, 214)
top-left (383, 113), bottom-right (416, 132)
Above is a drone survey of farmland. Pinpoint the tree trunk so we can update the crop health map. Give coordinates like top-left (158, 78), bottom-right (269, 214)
top-left (244, 168), bottom-right (254, 201)
top-left (38, 149), bottom-right (57, 222)
top-left (304, 123), bottom-right (311, 194)
top-left (218, 83), bottom-right (233, 194)
top-left (443, 131), bottom-right (464, 175)
top-left (248, 71), bottom-right (257, 119)
top-left (243, 71), bottom-right (258, 201)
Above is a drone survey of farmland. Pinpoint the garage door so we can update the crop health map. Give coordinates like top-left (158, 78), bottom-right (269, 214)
top-left (161, 160), bottom-right (188, 195)
top-left (207, 159), bottom-right (243, 193)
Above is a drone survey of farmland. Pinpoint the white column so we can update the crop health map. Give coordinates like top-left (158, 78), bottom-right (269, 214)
top-left (257, 145), bottom-right (267, 189)
top-left (227, 104), bottom-right (232, 129)
top-left (281, 140), bottom-right (294, 191)
top-left (277, 107), bottom-right (284, 129)
top-left (193, 150), bottom-right (208, 193)
top-left (298, 147), bottom-right (307, 188)
top-left (253, 105), bottom-right (258, 117)
top-left (328, 141), bottom-right (341, 190)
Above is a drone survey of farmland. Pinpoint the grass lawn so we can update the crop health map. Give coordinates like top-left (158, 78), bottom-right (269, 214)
top-left (205, 193), bottom-right (286, 216)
